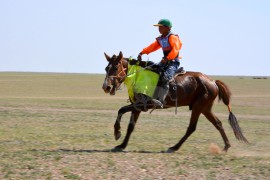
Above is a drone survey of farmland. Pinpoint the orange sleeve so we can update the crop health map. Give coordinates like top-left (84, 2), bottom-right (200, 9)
top-left (167, 35), bottom-right (182, 60)
top-left (140, 40), bottom-right (161, 55)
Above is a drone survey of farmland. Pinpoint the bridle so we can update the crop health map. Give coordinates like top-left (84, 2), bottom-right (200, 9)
top-left (107, 59), bottom-right (127, 83)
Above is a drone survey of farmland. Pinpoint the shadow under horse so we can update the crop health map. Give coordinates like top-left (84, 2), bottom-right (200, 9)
top-left (102, 51), bottom-right (249, 153)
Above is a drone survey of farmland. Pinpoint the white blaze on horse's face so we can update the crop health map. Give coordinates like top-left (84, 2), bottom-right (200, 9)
top-left (102, 52), bottom-right (123, 95)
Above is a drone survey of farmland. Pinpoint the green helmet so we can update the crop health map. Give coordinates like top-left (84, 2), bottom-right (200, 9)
top-left (153, 19), bottom-right (172, 27)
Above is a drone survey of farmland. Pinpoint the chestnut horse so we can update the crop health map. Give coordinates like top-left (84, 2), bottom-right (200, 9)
top-left (102, 51), bottom-right (248, 153)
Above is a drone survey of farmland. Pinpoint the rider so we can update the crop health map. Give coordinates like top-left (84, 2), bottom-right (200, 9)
top-left (137, 19), bottom-right (182, 108)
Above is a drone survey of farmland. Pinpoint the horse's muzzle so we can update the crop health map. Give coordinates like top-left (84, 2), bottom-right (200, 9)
top-left (102, 84), bottom-right (116, 95)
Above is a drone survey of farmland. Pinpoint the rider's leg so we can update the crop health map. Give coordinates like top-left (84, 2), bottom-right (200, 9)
top-left (156, 80), bottom-right (169, 105)
top-left (152, 61), bottom-right (179, 108)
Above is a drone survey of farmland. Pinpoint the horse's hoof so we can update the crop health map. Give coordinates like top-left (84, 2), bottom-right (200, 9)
top-left (223, 148), bottom-right (229, 152)
top-left (223, 145), bottom-right (230, 152)
top-left (111, 146), bottom-right (124, 152)
top-left (166, 148), bottom-right (176, 153)
top-left (114, 131), bottom-right (121, 141)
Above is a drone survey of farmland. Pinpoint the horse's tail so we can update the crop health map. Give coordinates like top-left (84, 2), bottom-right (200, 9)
top-left (215, 80), bottom-right (249, 144)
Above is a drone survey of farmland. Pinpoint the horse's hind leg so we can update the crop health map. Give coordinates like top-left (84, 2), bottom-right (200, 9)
top-left (168, 108), bottom-right (201, 153)
top-left (114, 110), bottom-right (141, 151)
top-left (202, 106), bottom-right (231, 151)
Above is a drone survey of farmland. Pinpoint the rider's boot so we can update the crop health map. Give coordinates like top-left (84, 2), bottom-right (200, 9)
top-left (151, 83), bottom-right (169, 108)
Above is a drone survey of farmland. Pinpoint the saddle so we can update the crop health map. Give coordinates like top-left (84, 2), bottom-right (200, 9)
top-left (169, 67), bottom-right (186, 101)
top-left (174, 67), bottom-right (186, 77)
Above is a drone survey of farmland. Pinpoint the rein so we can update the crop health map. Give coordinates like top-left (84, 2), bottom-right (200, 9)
top-left (107, 57), bottom-right (158, 86)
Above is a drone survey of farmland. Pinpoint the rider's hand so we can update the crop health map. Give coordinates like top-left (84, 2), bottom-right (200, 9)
top-left (129, 59), bottom-right (137, 65)
top-left (137, 53), bottom-right (142, 61)
top-left (161, 57), bottom-right (169, 64)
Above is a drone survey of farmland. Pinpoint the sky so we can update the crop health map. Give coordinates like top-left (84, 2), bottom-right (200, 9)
top-left (0, 0), bottom-right (270, 76)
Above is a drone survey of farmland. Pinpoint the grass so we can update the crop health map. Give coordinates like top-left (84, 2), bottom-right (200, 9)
top-left (0, 72), bottom-right (270, 179)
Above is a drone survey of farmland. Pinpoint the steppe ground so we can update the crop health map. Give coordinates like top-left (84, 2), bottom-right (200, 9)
top-left (0, 72), bottom-right (269, 179)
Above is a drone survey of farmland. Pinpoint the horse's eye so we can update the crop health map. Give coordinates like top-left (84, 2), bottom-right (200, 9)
top-left (105, 64), bottom-right (113, 72)
top-left (112, 66), bottom-right (118, 71)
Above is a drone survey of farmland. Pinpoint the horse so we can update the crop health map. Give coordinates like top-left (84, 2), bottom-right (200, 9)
top-left (102, 51), bottom-right (249, 153)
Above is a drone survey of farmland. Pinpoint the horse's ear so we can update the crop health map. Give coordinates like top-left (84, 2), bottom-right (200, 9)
top-left (117, 51), bottom-right (123, 60)
top-left (104, 52), bottom-right (111, 61)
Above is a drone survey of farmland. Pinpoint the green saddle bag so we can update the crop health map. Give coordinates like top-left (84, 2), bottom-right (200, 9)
top-left (124, 64), bottom-right (159, 103)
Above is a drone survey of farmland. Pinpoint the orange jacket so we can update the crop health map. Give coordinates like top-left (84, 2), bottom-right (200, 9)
top-left (140, 34), bottom-right (182, 60)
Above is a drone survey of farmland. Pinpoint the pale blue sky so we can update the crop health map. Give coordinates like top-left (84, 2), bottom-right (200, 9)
top-left (1, 0), bottom-right (269, 76)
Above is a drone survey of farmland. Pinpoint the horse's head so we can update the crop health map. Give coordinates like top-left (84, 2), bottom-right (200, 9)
top-left (102, 51), bottom-right (127, 95)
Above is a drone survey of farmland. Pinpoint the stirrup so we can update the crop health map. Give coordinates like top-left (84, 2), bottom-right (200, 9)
top-left (151, 99), bottom-right (163, 108)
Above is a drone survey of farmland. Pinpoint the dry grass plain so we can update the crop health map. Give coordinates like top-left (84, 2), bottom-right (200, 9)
top-left (0, 72), bottom-right (270, 179)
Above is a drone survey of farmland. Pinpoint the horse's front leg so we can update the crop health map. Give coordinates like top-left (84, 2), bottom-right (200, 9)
top-left (114, 104), bottom-right (138, 141)
top-left (114, 109), bottom-right (141, 151)
top-left (114, 113), bottom-right (123, 141)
